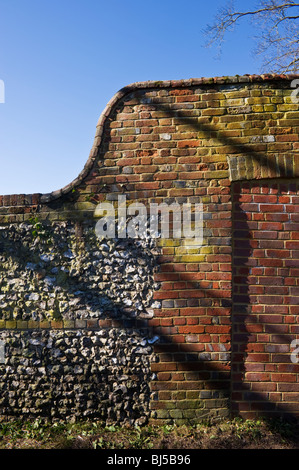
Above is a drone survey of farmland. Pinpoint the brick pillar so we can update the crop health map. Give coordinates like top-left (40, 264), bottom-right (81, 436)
top-left (232, 179), bottom-right (299, 420)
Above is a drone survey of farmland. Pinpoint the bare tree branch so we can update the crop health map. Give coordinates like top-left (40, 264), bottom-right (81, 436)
top-left (204, 0), bottom-right (299, 73)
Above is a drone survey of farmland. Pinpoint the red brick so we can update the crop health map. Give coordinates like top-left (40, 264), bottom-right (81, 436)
top-left (177, 140), bottom-right (201, 148)
top-left (266, 249), bottom-right (290, 258)
top-left (178, 171), bottom-right (204, 180)
top-left (178, 325), bottom-right (205, 334)
top-left (178, 290), bottom-right (205, 299)
top-left (271, 374), bottom-right (296, 383)
top-left (260, 204), bottom-right (284, 212)
top-left (252, 195), bottom-right (278, 203)
top-left (153, 291), bottom-right (179, 300)
top-left (154, 172), bottom-right (178, 180)
top-left (245, 373), bottom-right (271, 381)
top-left (259, 222), bottom-right (283, 231)
top-left (117, 157), bottom-right (140, 166)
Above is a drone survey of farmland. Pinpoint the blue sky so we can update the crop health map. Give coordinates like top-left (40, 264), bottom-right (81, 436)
top-left (0, 0), bottom-right (261, 195)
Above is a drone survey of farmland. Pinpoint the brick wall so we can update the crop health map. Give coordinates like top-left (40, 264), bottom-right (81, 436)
top-left (232, 180), bottom-right (299, 419)
top-left (0, 74), bottom-right (298, 424)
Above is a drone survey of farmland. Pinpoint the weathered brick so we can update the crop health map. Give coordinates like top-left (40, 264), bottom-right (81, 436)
top-left (1, 75), bottom-right (299, 425)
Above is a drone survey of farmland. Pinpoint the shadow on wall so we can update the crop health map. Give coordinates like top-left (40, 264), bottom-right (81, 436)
top-left (0, 224), bottom-right (161, 424)
top-left (101, 95), bottom-right (299, 423)
top-left (232, 179), bottom-right (299, 421)
top-left (1, 82), bottom-right (299, 425)
top-left (0, 220), bottom-right (232, 423)
top-left (110, 96), bottom-right (299, 422)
